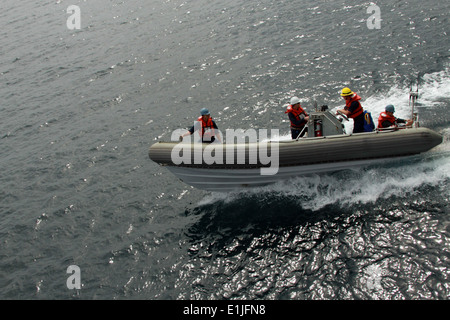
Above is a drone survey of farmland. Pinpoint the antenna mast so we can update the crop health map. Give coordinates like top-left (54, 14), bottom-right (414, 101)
top-left (409, 82), bottom-right (419, 128)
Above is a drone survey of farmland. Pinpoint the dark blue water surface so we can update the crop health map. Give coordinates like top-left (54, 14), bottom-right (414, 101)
top-left (0, 0), bottom-right (449, 300)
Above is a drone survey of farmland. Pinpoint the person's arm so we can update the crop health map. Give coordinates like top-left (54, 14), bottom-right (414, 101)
top-left (180, 124), bottom-right (196, 140)
top-left (381, 120), bottom-right (394, 128)
top-left (396, 117), bottom-right (414, 127)
top-left (185, 125), bottom-right (195, 135)
top-left (337, 109), bottom-right (350, 116)
top-left (288, 112), bottom-right (308, 126)
top-left (337, 101), bottom-right (358, 117)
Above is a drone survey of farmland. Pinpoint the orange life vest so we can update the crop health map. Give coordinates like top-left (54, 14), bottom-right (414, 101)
top-left (378, 112), bottom-right (397, 128)
top-left (197, 116), bottom-right (215, 140)
top-left (345, 94), bottom-right (364, 119)
top-left (285, 105), bottom-right (308, 129)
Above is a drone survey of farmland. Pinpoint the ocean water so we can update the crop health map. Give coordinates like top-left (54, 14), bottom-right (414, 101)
top-left (0, 0), bottom-right (449, 301)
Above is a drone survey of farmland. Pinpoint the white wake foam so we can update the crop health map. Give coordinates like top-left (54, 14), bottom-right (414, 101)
top-left (199, 153), bottom-right (449, 211)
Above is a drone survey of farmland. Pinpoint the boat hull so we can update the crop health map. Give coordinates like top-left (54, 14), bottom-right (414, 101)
top-left (166, 158), bottom-right (392, 192)
top-left (148, 128), bottom-right (442, 192)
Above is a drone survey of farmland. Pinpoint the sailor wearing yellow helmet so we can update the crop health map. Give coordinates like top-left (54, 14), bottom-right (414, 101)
top-left (336, 87), bottom-right (365, 133)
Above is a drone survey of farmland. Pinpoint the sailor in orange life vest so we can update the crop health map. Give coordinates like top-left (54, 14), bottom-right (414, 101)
top-left (336, 87), bottom-right (365, 133)
top-left (180, 108), bottom-right (221, 143)
top-left (378, 104), bottom-right (413, 129)
top-left (285, 97), bottom-right (309, 139)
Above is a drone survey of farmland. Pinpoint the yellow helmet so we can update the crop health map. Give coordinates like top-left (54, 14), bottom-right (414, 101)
top-left (340, 87), bottom-right (354, 96)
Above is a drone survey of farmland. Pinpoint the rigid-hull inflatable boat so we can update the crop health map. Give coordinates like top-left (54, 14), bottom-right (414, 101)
top-left (149, 109), bottom-right (443, 192)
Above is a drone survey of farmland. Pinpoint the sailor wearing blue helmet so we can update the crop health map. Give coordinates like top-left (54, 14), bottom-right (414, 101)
top-left (180, 108), bottom-right (221, 143)
top-left (378, 104), bottom-right (413, 129)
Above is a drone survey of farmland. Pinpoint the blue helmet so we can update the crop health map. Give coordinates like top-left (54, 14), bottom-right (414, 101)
top-left (200, 108), bottom-right (210, 116)
top-left (385, 105), bottom-right (395, 113)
